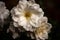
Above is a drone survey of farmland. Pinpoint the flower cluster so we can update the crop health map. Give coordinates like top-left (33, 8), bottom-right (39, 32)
top-left (9, 0), bottom-right (52, 40)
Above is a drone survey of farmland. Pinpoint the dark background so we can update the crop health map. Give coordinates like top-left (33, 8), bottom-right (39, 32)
top-left (0, 0), bottom-right (60, 40)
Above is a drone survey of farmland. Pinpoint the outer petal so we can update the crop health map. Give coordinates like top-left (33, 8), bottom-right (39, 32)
top-left (30, 4), bottom-right (40, 10)
top-left (11, 8), bottom-right (22, 17)
top-left (40, 17), bottom-right (48, 23)
top-left (29, 5), bottom-right (44, 17)
top-left (18, 0), bottom-right (27, 10)
top-left (13, 22), bottom-right (19, 27)
top-left (23, 24), bottom-right (32, 31)
top-left (11, 8), bottom-right (23, 22)
top-left (30, 14), bottom-right (40, 27)
top-left (12, 16), bottom-right (19, 22)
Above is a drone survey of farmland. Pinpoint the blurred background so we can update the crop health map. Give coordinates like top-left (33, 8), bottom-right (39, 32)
top-left (0, 0), bottom-right (60, 40)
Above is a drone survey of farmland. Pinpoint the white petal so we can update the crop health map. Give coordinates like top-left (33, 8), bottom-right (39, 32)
top-left (30, 14), bottom-right (40, 27)
top-left (18, 0), bottom-right (27, 10)
top-left (39, 32), bottom-right (48, 40)
top-left (37, 8), bottom-right (44, 17)
top-left (46, 23), bottom-right (52, 32)
top-left (39, 17), bottom-right (48, 23)
top-left (27, 24), bottom-right (33, 31)
top-left (38, 8), bottom-right (43, 12)
top-left (12, 16), bottom-right (19, 22)
top-left (31, 4), bottom-right (40, 10)
top-left (42, 17), bottom-right (48, 23)
top-left (18, 16), bottom-right (27, 27)
top-left (14, 8), bottom-right (22, 16)
top-left (29, 20), bottom-right (38, 28)
top-left (13, 22), bottom-right (19, 27)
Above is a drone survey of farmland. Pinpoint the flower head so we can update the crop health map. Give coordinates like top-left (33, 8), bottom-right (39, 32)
top-left (11, 0), bottom-right (44, 31)
top-left (0, 1), bottom-right (9, 28)
top-left (34, 17), bottom-right (52, 40)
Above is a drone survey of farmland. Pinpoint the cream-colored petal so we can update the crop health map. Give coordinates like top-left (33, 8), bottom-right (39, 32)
top-left (12, 16), bottom-right (19, 22)
top-left (26, 24), bottom-right (33, 31)
top-left (14, 8), bottom-right (22, 15)
top-left (46, 23), bottom-right (52, 32)
top-left (38, 32), bottom-right (48, 40)
top-left (18, 16), bottom-right (27, 27)
top-left (31, 4), bottom-right (40, 10)
top-left (13, 22), bottom-right (19, 27)
top-left (40, 17), bottom-right (48, 23)
top-left (18, 0), bottom-right (27, 10)
top-left (30, 14), bottom-right (40, 27)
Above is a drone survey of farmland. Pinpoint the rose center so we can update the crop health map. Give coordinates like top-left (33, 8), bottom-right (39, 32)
top-left (24, 11), bottom-right (32, 19)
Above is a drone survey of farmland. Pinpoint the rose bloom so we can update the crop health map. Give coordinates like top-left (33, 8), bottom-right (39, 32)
top-left (34, 17), bottom-right (52, 40)
top-left (0, 1), bottom-right (9, 28)
top-left (11, 0), bottom-right (44, 31)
